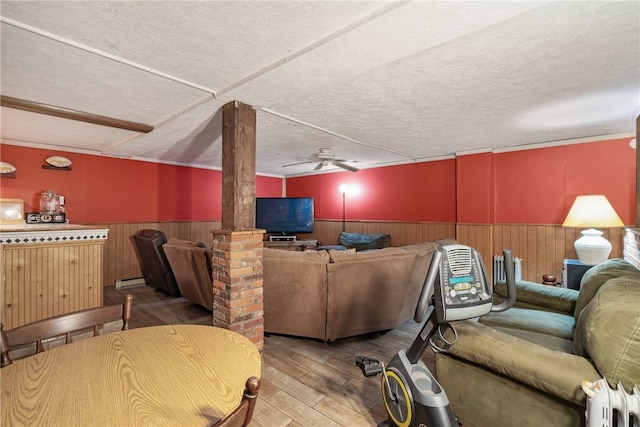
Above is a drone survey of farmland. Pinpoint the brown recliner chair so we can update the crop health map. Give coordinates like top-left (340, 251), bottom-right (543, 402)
top-left (132, 229), bottom-right (181, 296)
top-left (163, 238), bottom-right (214, 311)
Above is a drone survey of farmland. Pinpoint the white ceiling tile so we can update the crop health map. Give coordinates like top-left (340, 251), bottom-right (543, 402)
top-left (0, 107), bottom-right (137, 151)
top-left (0, 1), bottom-right (638, 176)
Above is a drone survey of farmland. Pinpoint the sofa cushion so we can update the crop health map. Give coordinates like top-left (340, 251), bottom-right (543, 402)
top-left (163, 241), bottom-right (213, 310)
top-left (493, 281), bottom-right (578, 315)
top-left (492, 326), bottom-right (574, 353)
top-left (574, 258), bottom-right (640, 319)
top-left (326, 246), bottom-right (423, 340)
top-left (443, 320), bottom-right (600, 405)
top-left (480, 307), bottom-right (575, 340)
top-left (338, 232), bottom-right (391, 251)
top-left (572, 277), bottom-right (640, 390)
top-left (262, 248), bottom-right (331, 340)
top-left (166, 237), bottom-right (209, 248)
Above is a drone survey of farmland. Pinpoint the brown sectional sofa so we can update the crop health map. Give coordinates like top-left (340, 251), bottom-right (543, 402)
top-left (263, 240), bottom-right (454, 342)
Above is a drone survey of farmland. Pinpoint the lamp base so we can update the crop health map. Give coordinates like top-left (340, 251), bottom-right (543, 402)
top-left (574, 228), bottom-right (611, 265)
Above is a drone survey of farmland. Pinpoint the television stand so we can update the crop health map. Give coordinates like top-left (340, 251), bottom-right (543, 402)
top-left (264, 239), bottom-right (318, 251)
top-left (269, 235), bottom-right (296, 242)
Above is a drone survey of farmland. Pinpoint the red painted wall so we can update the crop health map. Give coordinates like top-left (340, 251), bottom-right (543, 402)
top-left (0, 145), bottom-right (283, 223)
top-left (286, 137), bottom-right (635, 226)
top-left (456, 153), bottom-right (493, 223)
top-left (493, 138), bottom-right (634, 224)
top-left (1, 137), bottom-right (635, 226)
top-left (286, 160), bottom-right (457, 222)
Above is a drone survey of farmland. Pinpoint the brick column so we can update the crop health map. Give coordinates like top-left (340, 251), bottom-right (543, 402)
top-left (211, 229), bottom-right (265, 350)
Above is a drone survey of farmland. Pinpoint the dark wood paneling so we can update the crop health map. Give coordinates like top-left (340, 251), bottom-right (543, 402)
top-left (492, 224), bottom-right (623, 282)
top-left (99, 220), bottom-right (624, 288)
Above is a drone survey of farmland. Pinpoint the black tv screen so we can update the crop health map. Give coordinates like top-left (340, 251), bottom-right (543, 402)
top-left (256, 197), bottom-right (314, 235)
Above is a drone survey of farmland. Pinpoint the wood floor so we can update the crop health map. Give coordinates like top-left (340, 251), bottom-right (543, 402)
top-left (104, 285), bottom-right (436, 427)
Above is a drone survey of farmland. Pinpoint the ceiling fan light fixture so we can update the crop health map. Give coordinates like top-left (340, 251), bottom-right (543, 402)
top-left (282, 148), bottom-right (359, 172)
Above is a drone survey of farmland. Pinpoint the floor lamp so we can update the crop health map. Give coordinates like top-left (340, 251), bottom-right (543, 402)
top-left (339, 184), bottom-right (348, 232)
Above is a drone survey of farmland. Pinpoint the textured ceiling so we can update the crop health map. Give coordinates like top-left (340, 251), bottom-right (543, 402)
top-left (1, 1), bottom-right (638, 177)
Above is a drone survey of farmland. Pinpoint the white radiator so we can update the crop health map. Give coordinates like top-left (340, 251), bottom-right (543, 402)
top-left (492, 255), bottom-right (522, 284)
top-left (583, 379), bottom-right (640, 427)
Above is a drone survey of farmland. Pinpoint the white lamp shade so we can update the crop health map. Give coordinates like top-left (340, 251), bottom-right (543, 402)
top-left (562, 195), bottom-right (624, 228)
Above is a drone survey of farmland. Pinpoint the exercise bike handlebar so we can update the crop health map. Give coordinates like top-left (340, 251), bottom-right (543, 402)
top-left (414, 249), bottom-right (442, 323)
top-left (491, 248), bottom-right (517, 312)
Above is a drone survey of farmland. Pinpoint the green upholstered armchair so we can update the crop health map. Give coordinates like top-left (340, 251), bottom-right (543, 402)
top-left (433, 259), bottom-right (640, 427)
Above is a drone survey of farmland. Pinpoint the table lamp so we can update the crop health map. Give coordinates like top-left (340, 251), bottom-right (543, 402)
top-left (562, 195), bottom-right (624, 265)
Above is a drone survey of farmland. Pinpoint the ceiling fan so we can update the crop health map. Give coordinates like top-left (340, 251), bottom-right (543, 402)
top-left (283, 148), bottom-right (360, 172)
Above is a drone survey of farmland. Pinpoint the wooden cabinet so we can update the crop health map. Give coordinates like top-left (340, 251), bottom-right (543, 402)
top-left (0, 224), bottom-right (109, 329)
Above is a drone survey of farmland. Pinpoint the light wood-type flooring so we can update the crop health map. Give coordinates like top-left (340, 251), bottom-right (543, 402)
top-left (104, 285), bottom-right (436, 427)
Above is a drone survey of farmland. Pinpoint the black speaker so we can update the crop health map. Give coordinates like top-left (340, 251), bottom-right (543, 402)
top-left (25, 212), bottom-right (66, 224)
top-left (26, 213), bottom-right (41, 224)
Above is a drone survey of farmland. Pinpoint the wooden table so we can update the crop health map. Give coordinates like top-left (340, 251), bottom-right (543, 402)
top-left (0, 325), bottom-right (261, 426)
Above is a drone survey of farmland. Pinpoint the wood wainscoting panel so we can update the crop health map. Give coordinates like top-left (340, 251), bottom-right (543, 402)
top-left (97, 220), bottom-right (624, 290)
top-left (2, 241), bottom-right (104, 329)
top-left (492, 224), bottom-right (624, 283)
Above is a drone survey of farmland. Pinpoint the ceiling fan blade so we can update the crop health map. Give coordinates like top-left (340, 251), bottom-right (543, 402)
top-left (334, 158), bottom-right (360, 164)
top-left (283, 161), bottom-right (313, 168)
top-left (313, 162), bottom-right (324, 171)
top-left (334, 161), bottom-right (359, 173)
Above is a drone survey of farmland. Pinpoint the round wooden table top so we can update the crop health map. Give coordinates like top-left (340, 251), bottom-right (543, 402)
top-left (1, 324), bottom-right (261, 426)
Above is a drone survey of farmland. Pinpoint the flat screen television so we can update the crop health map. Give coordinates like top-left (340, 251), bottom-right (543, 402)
top-left (256, 197), bottom-right (314, 235)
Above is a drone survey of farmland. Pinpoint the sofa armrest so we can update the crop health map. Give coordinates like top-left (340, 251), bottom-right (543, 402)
top-left (493, 280), bottom-right (578, 315)
top-left (442, 320), bottom-right (599, 405)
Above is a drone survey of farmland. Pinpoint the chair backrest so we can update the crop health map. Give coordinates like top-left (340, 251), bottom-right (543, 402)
top-left (132, 229), bottom-right (181, 296)
top-left (163, 239), bottom-right (214, 310)
top-left (1, 294), bottom-right (133, 367)
top-left (213, 377), bottom-right (260, 427)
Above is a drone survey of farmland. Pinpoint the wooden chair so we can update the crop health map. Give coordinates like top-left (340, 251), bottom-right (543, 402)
top-left (1, 294), bottom-right (133, 367)
top-left (214, 376), bottom-right (261, 427)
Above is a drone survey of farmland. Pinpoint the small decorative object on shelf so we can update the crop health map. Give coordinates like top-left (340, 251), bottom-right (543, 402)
top-left (31, 190), bottom-right (67, 223)
top-left (0, 198), bottom-right (25, 224)
top-left (542, 274), bottom-right (557, 286)
top-left (43, 155), bottom-right (72, 171)
top-left (0, 161), bottom-right (16, 178)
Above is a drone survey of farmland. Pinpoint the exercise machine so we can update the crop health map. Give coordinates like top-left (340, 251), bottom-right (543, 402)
top-left (356, 244), bottom-right (517, 427)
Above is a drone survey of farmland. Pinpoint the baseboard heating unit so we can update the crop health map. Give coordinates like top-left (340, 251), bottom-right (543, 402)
top-left (583, 379), bottom-right (640, 426)
top-left (115, 277), bottom-right (146, 290)
top-left (492, 255), bottom-right (522, 284)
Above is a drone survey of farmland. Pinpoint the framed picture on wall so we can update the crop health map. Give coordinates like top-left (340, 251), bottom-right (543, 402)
top-left (0, 198), bottom-right (25, 224)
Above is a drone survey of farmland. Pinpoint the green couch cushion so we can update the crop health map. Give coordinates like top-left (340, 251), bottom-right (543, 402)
top-left (493, 326), bottom-right (574, 353)
top-left (480, 307), bottom-right (575, 340)
top-left (445, 320), bottom-right (600, 405)
top-left (494, 281), bottom-right (578, 314)
top-left (572, 277), bottom-right (640, 390)
top-left (575, 258), bottom-right (640, 319)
